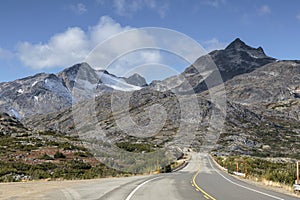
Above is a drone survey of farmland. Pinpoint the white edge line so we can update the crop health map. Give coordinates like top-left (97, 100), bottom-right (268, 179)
top-left (207, 156), bottom-right (285, 200)
top-left (125, 177), bottom-right (162, 200)
top-left (61, 189), bottom-right (72, 200)
top-left (61, 188), bottom-right (81, 200)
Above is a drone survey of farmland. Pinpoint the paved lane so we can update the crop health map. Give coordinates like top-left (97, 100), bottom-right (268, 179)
top-left (192, 153), bottom-right (299, 200)
top-left (108, 153), bottom-right (299, 200)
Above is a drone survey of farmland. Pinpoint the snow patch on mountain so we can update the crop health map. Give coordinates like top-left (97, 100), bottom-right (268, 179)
top-left (17, 89), bottom-right (24, 94)
top-left (97, 71), bottom-right (141, 91)
top-left (32, 81), bottom-right (38, 87)
top-left (0, 62), bottom-right (146, 118)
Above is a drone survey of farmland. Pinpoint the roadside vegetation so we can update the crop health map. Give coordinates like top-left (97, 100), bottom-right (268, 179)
top-left (214, 156), bottom-right (296, 185)
top-left (0, 160), bottom-right (123, 182)
top-left (0, 130), bottom-right (129, 182)
top-left (115, 142), bottom-right (156, 153)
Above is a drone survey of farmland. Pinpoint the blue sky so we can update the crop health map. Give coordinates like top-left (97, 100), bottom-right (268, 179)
top-left (1, 0), bottom-right (300, 82)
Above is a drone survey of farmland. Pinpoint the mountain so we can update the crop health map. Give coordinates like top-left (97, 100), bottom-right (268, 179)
top-left (213, 101), bottom-right (300, 158)
top-left (25, 87), bottom-right (300, 159)
top-left (0, 72), bottom-right (73, 119)
top-left (24, 38), bottom-right (300, 160)
top-left (209, 60), bottom-right (300, 125)
top-left (123, 73), bottom-right (148, 87)
top-left (207, 38), bottom-right (276, 82)
top-left (215, 60), bottom-right (300, 104)
top-left (0, 38), bottom-right (274, 119)
top-left (209, 60), bottom-right (300, 157)
top-left (150, 38), bottom-right (276, 93)
top-left (3, 37), bottom-right (300, 163)
top-left (0, 62), bottom-right (144, 119)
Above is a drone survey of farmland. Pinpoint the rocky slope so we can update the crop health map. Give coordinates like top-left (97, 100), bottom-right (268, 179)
top-left (23, 38), bottom-right (300, 160)
top-left (205, 60), bottom-right (300, 156)
top-left (0, 112), bottom-right (125, 182)
top-left (0, 112), bottom-right (29, 135)
top-left (24, 87), bottom-right (300, 160)
top-left (2, 37), bottom-right (300, 167)
top-left (213, 101), bottom-right (300, 158)
top-left (122, 73), bottom-right (148, 87)
top-left (0, 62), bottom-right (144, 119)
top-left (207, 60), bottom-right (300, 123)
top-left (150, 38), bottom-right (276, 94)
top-left (24, 88), bottom-right (218, 171)
top-left (217, 60), bottom-right (300, 104)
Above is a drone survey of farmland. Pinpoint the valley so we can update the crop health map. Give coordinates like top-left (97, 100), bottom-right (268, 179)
top-left (0, 38), bottom-right (299, 197)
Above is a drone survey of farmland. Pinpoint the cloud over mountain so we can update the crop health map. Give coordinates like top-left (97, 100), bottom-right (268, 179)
top-left (17, 16), bottom-right (161, 74)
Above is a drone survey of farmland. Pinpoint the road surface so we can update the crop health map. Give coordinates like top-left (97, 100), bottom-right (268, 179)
top-left (1, 153), bottom-right (299, 200)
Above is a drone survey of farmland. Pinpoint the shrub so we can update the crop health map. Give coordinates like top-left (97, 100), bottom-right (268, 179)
top-left (74, 151), bottom-right (92, 158)
top-left (215, 156), bottom-right (296, 185)
top-left (115, 142), bottom-right (155, 153)
top-left (58, 142), bottom-right (76, 150)
top-left (68, 160), bottom-right (91, 170)
top-left (54, 151), bottom-right (66, 159)
top-left (39, 153), bottom-right (54, 160)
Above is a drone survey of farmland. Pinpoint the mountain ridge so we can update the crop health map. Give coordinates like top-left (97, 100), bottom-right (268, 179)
top-left (0, 62), bottom-right (145, 119)
top-left (150, 38), bottom-right (276, 93)
top-left (3, 38), bottom-right (300, 160)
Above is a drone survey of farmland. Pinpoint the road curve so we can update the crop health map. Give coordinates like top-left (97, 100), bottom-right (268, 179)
top-left (191, 153), bottom-right (299, 200)
top-left (1, 153), bottom-right (299, 200)
top-left (112, 153), bottom-right (299, 200)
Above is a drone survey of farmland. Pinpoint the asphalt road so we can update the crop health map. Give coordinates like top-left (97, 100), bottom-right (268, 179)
top-left (4, 153), bottom-right (299, 200)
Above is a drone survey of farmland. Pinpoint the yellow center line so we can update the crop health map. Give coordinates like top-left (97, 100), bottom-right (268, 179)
top-left (192, 164), bottom-right (217, 200)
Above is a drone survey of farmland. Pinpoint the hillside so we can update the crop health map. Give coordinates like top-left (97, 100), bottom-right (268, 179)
top-left (2, 38), bottom-right (300, 177)
top-left (0, 112), bottom-right (126, 182)
top-left (150, 38), bottom-right (276, 94)
top-left (0, 63), bottom-right (144, 119)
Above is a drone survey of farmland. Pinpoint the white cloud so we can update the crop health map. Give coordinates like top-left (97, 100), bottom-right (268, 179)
top-left (0, 47), bottom-right (14, 60)
top-left (297, 13), bottom-right (300, 21)
top-left (96, 0), bottom-right (106, 5)
top-left (202, 0), bottom-right (226, 8)
top-left (69, 3), bottom-right (87, 15)
top-left (258, 5), bottom-right (271, 15)
top-left (203, 38), bottom-right (227, 52)
top-left (156, 2), bottom-right (169, 18)
top-left (85, 25), bottom-right (161, 72)
top-left (17, 16), bottom-right (162, 74)
top-left (107, 50), bottom-right (162, 77)
top-left (17, 16), bottom-right (207, 81)
top-left (89, 16), bottom-right (131, 45)
top-left (112, 0), bottom-right (168, 18)
top-left (18, 27), bottom-right (89, 69)
top-left (85, 27), bottom-right (207, 79)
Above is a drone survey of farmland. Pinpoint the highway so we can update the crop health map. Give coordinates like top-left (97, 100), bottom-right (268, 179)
top-left (2, 153), bottom-right (299, 200)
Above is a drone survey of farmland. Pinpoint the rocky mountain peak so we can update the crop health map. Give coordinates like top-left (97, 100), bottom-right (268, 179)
top-left (124, 73), bottom-right (147, 87)
top-left (0, 62), bottom-right (145, 119)
top-left (151, 38), bottom-right (276, 94)
top-left (58, 62), bottom-right (101, 92)
top-left (59, 62), bottom-right (97, 80)
top-left (224, 38), bottom-right (268, 58)
top-left (64, 62), bottom-right (92, 72)
top-left (225, 38), bottom-right (247, 50)
top-left (257, 46), bottom-right (265, 54)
